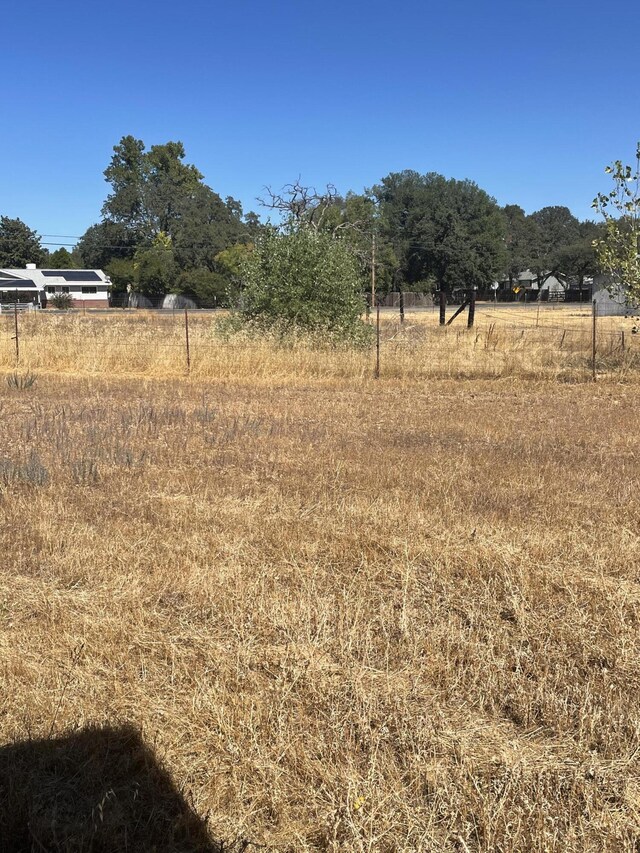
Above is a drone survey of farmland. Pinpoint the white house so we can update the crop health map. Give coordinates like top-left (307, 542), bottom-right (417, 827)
top-left (0, 265), bottom-right (111, 308)
top-left (0, 274), bottom-right (41, 306)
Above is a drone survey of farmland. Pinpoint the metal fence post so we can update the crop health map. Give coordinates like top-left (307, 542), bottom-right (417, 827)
top-left (591, 300), bottom-right (597, 382)
top-left (13, 298), bottom-right (19, 364)
top-left (184, 307), bottom-right (191, 372)
top-left (375, 301), bottom-right (380, 379)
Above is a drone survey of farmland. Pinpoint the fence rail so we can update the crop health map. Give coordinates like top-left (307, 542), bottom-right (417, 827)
top-left (0, 303), bottom-right (37, 314)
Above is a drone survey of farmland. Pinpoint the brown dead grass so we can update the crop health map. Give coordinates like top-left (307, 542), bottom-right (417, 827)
top-left (0, 307), bottom-right (639, 384)
top-left (0, 318), bottom-right (640, 850)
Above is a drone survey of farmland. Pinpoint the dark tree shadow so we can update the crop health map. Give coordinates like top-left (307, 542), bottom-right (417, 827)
top-left (0, 724), bottom-right (228, 852)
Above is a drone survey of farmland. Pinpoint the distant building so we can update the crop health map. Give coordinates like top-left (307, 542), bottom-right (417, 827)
top-left (0, 265), bottom-right (111, 308)
top-left (590, 275), bottom-right (637, 316)
top-left (496, 270), bottom-right (568, 301)
top-left (495, 270), bottom-right (596, 303)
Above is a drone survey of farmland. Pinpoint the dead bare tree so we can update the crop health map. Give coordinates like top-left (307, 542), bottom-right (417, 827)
top-left (258, 179), bottom-right (341, 230)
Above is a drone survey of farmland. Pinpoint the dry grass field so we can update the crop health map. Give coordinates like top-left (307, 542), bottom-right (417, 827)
top-left (0, 304), bottom-right (638, 383)
top-left (1, 310), bottom-right (640, 851)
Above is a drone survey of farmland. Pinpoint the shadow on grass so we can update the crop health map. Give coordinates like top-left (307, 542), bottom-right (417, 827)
top-left (0, 723), bottom-right (236, 852)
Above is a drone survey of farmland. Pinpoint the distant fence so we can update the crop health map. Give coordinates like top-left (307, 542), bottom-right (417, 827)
top-left (0, 303), bottom-right (37, 314)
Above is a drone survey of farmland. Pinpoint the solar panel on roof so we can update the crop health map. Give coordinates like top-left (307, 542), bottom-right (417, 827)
top-left (0, 279), bottom-right (38, 289)
top-left (42, 270), bottom-right (101, 282)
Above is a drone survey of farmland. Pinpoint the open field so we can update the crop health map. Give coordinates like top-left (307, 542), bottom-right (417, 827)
top-left (1, 322), bottom-right (640, 851)
top-left (1, 305), bottom-right (639, 384)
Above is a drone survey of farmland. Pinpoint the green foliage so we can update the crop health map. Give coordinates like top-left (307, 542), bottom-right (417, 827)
top-left (75, 135), bottom-right (253, 302)
top-left (502, 205), bottom-right (537, 283)
top-left (592, 143), bottom-right (640, 303)
top-left (50, 293), bottom-right (74, 310)
top-left (553, 221), bottom-right (602, 286)
top-left (171, 186), bottom-right (248, 272)
top-left (528, 206), bottom-right (580, 282)
top-left (47, 247), bottom-right (76, 269)
top-left (171, 242), bottom-right (254, 307)
top-left (0, 217), bottom-right (46, 268)
top-left (176, 267), bottom-right (228, 306)
top-left (318, 192), bottom-right (397, 295)
top-left (133, 232), bottom-right (176, 296)
top-left (212, 242), bottom-right (253, 304)
top-left (235, 227), bottom-right (369, 342)
top-left (105, 258), bottom-right (135, 293)
top-left (74, 221), bottom-right (136, 270)
top-left (373, 171), bottom-right (506, 293)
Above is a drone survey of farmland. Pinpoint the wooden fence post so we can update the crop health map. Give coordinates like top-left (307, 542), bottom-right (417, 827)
top-left (467, 287), bottom-right (476, 328)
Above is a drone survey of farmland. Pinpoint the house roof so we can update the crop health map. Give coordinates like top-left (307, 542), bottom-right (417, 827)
top-left (0, 268), bottom-right (109, 287)
top-left (0, 278), bottom-right (39, 290)
top-left (41, 270), bottom-right (101, 282)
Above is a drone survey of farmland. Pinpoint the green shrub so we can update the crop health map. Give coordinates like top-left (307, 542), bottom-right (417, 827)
top-left (231, 227), bottom-right (370, 344)
top-left (50, 293), bottom-right (74, 310)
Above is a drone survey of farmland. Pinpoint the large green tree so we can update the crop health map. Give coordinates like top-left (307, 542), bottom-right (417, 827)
top-left (77, 136), bottom-right (256, 303)
top-left (317, 191), bottom-right (396, 297)
top-left (0, 217), bottom-right (46, 268)
top-left (553, 220), bottom-right (602, 289)
top-left (74, 221), bottom-right (137, 269)
top-left (502, 205), bottom-right (537, 286)
top-left (374, 171), bottom-right (506, 320)
top-left (133, 232), bottom-right (176, 296)
top-left (74, 220), bottom-right (137, 295)
top-left (528, 205), bottom-right (580, 285)
top-left (47, 247), bottom-right (76, 269)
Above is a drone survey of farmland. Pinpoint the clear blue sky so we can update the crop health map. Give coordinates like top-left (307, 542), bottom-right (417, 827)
top-left (2, 0), bottom-right (639, 249)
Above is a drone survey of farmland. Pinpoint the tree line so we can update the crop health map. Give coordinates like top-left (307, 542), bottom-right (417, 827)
top-left (0, 134), bottom-right (615, 306)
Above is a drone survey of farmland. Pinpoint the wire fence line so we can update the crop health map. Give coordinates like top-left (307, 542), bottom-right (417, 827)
top-left (0, 310), bottom-right (639, 381)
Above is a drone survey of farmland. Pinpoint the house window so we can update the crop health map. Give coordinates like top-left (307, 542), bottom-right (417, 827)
top-left (61, 286), bottom-right (70, 294)
top-left (46, 286), bottom-right (56, 294)
top-left (81, 286), bottom-right (97, 294)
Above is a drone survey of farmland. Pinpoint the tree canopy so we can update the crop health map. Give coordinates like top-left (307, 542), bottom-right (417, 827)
top-left (76, 136), bottom-right (258, 301)
top-left (1, 133), bottom-right (621, 310)
top-left (373, 171), bottom-right (506, 294)
top-left (47, 247), bottom-right (77, 269)
top-left (0, 217), bottom-right (46, 268)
